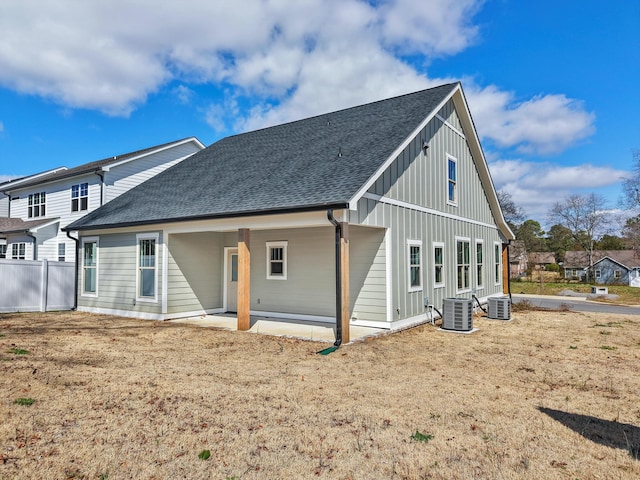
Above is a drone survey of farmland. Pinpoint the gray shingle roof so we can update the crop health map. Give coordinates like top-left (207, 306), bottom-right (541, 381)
top-left (0, 217), bottom-right (57, 234)
top-left (66, 83), bottom-right (458, 231)
top-left (564, 250), bottom-right (640, 269)
top-left (2, 137), bottom-right (200, 192)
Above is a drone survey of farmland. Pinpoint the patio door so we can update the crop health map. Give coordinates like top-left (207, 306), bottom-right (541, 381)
top-left (227, 249), bottom-right (238, 312)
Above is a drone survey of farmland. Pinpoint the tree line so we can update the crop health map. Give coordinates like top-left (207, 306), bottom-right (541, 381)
top-left (498, 149), bottom-right (640, 269)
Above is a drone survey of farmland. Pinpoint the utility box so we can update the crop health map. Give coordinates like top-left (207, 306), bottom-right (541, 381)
top-left (591, 286), bottom-right (608, 295)
top-left (488, 296), bottom-right (511, 320)
top-left (442, 298), bottom-right (473, 331)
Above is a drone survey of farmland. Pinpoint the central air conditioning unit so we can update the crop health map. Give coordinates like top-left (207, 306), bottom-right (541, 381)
top-left (488, 296), bottom-right (511, 320)
top-left (442, 298), bottom-right (473, 331)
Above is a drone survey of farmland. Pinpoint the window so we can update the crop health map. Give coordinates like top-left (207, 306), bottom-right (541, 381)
top-left (266, 241), bottom-right (288, 280)
top-left (595, 269), bottom-right (601, 279)
top-left (12, 243), bottom-right (26, 260)
top-left (137, 234), bottom-right (158, 300)
top-left (82, 238), bottom-right (98, 295)
top-left (456, 238), bottom-right (470, 291)
top-left (433, 242), bottom-right (444, 288)
top-left (0, 244), bottom-right (6, 259)
top-left (28, 192), bottom-right (46, 218)
top-left (447, 155), bottom-right (457, 205)
top-left (494, 243), bottom-right (501, 284)
top-left (71, 183), bottom-right (89, 212)
top-left (407, 240), bottom-right (422, 291)
top-left (476, 240), bottom-right (484, 289)
top-left (58, 243), bottom-right (66, 262)
top-left (614, 270), bottom-right (622, 279)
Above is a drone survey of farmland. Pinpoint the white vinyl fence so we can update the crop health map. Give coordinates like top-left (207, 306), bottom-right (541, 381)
top-left (0, 259), bottom-right (75, 312)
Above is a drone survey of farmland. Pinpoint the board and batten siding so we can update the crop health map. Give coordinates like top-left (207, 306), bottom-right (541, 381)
top-left (104, 143), bottom-right (201, 203)
top-left (354, 98), bottom-right (504, 321)
top-left (167, 232), bottom-right (223, 314)
top-left (77, 231), bottom-right (164, 315)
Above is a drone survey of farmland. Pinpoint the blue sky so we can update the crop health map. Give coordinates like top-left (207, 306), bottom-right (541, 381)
top-left (0, 0), bottom-right (638, 225)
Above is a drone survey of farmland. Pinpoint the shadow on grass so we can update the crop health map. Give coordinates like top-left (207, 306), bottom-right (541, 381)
top-left (539, 407), bottom-right (640, 459)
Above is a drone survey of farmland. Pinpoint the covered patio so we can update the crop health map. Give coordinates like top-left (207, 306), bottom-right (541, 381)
top-left (169, 312), bottom-right (386, 343)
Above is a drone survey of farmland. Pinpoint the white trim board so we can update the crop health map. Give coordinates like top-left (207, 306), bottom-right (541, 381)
top-left (435, 113), bottom-right (466, 139)
top-left (363, 192), bottom-right (499, 230)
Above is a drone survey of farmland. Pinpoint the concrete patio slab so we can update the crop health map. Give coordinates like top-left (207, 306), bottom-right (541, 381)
top-left (169, 313), bottom-right (386, 343)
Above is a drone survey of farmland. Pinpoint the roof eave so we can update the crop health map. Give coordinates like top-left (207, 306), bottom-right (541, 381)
top-left (63, 202), bottom-right (350, 232)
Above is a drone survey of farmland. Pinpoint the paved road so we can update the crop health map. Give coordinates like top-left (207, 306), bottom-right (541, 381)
top-left (511, 294), bottom-right (640, 316)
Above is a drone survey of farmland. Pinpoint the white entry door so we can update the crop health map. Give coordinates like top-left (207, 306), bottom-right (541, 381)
top-left (227, 249), bottom-right (238, 312)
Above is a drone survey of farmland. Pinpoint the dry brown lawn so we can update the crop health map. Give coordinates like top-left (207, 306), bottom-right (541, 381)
top-left (1, 309), bottom-right (639, 480)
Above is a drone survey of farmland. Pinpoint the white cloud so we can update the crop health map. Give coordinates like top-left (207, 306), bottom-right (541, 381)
top-left (0, 0), bottom-right (595, 157)
top-left (466, 84), bottom-right (595, 155)
top-left (490, 159), bottom-right (629, 221)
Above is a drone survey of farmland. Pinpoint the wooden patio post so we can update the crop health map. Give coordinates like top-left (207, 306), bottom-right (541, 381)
top-left (340, 222), bottom-right (350, 344)
top-left (502, 244), bottom-right (509, 295)
top-left (238, 228), bottom-right (251, 331)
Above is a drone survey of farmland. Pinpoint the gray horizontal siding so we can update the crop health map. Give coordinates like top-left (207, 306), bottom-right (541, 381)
top-left (78, 231), bottom-right (163, 315)
top-left (167, 232), bottom-right (223, 314)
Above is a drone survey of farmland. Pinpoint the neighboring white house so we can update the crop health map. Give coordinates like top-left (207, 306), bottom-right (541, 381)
top-left (0, 137), bottom-right (205, 262)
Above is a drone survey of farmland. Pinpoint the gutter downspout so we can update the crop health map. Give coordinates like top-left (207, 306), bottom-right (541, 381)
top-left (26, 231), bottom-right (37, 260)
top-left (506, 242), bottom-right (512, 303)
top-left (327, 209), bottom-right (343, 348)
top-left (66, 231), bottom-right (80, 310)
top-left (94, 170), bottom-right (105, 206)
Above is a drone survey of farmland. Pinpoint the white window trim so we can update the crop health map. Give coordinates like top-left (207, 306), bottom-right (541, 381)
top-left (136, 232), bottom-right (159, 303)
top-left (266, 241), bottom-right (288, 280)
top-left (58, 242), bottom-right (66, 262)
top-left (455, 236), bottom-right (471, 294)
top-left (595, 269), bottom-right (601, 279)
top-left (407, 239), bottom-right (423, 292)
top-left (11, 242), bottom-right (26, 260)
top-left (446, 153), bottom-right (458, 206)
top-left (81, 236), bottom-right (99, 297)
top-left (475, 239), bottom-right (484, 290)
top-left (433, 241), bottom-right (445, 289)
top-left (494, 242), bottom-right (502, 286)
top-left (71, 182), bottom-right (89, 212)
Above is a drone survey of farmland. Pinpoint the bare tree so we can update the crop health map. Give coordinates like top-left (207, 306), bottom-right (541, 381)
top-left (497, 190), bottom-right (525, 229)
top-left (621, 149), bottom-right (640, 209)
top-left (547, 193), bottom-right (612, 282)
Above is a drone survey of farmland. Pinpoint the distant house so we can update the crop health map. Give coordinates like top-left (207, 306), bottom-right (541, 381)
top-left (509, 240), bottom-right (527, 277)
top-left (528, 252), bottom-right (556, 269)
top-left (65, 83), bottom-right (515, 341)
top-left (0, 138), bottom-right (204, 262)
top-left (563, 250), bottom-right (640, 286)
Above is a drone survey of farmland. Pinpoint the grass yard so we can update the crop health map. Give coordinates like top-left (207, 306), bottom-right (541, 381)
top-left (510, 279), bottom-right (640, 305)
top-left (1, 310), bottom-right (639, 479)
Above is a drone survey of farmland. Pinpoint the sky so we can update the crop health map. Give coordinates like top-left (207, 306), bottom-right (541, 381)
top-left (0, 0), bottom-right (638, 227)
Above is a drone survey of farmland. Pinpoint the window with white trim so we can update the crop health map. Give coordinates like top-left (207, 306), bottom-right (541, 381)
top-left (407, 240), bottom-right (422, 291)
top-left (614, 269), bottom-right (622, 279)
top-left (595, 269), bottom-right (601, 279)
top-left (28, 192), bottom-right (46, 218)
top-left (81, 238), bottom-right (98, 295)
top-left (12, 243), bottom-right (26, 260)
top-left (58, 243), bottom-right (66, 262)
top-left (266, 241), bottom-right (288, 280)
top-left (447, 154), bottom-right (457, 205)
top-left (494, 243), bottom-right (502, 284)
top-left (137, 233), bottom-right (158, 301)
top-left (71, 183), bottom-right (89, 212)
top-left (476, 240), bottom-right (484, 289)
top-left (433, 242), bottom-right (444, 288)
top-left (456, 238), bottom-right (470, 291)
top-left (0, 244), bottom-right (6, 259)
